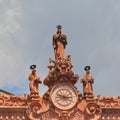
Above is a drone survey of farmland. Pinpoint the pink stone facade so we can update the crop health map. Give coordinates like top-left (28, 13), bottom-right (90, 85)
top-left (0, 27), bottom-right (119, 120)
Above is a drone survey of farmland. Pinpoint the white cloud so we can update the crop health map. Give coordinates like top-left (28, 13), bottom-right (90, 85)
top-left (0, 0), bottom-right (22, 39)
top-left (0, 1), bottom-right (24, 88)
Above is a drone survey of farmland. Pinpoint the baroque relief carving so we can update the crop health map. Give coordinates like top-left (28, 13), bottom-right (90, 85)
top-left (26, 101), bottom-right (42, 119)
top-left (85, 103), bottom-right (101, 115)
top-left (97, 96), bottom-right (120, 108)
top-left (26, 97), bottom-right (50, 120)
top-left (29, 107), bottom-right (85, 120)
top-left (0, 95), bottom-right (27, 106)
top-left (44, 55), bottom-right (79, 86)
top-left (1, 26), bottom-right (120, 120)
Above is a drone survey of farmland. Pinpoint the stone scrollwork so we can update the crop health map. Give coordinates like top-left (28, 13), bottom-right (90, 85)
top-left (26, 101), bottom-right (42, 120)
top-left (0, 95), bottom-right (27, 106)
top-left (97, 96), bottom-right (120, 108)
top-left (0, 97), bottom-right (5, 106)
top-left (85, 103), bottom-right (101, 116)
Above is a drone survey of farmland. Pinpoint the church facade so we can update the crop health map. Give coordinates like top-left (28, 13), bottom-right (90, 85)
top-left (0, 26), bottom-right (120, 120)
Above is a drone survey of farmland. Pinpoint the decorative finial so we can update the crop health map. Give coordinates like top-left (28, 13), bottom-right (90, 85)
top-left (57, 25), bottom-right (62, 29)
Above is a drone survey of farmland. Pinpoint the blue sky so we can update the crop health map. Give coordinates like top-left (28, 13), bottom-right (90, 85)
top-left (0, 0), bottom-right (120, 96)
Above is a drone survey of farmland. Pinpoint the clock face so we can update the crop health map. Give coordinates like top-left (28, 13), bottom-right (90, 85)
top-left (50, 83), bottom-right (78, 110)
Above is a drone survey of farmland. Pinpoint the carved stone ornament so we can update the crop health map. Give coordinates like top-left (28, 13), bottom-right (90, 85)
top-left (0, 95), bottom-right (27, 106)
top-left (97, 96), bottom-right (120, 108)
top-left (44, 56), bottom-right (79, 88)
top-left (50, 83), bottom-right (78, 110)
top-left (26, 101), bottom-right (42, 119)
top-left (85, 102), bottom-right (101, 115)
